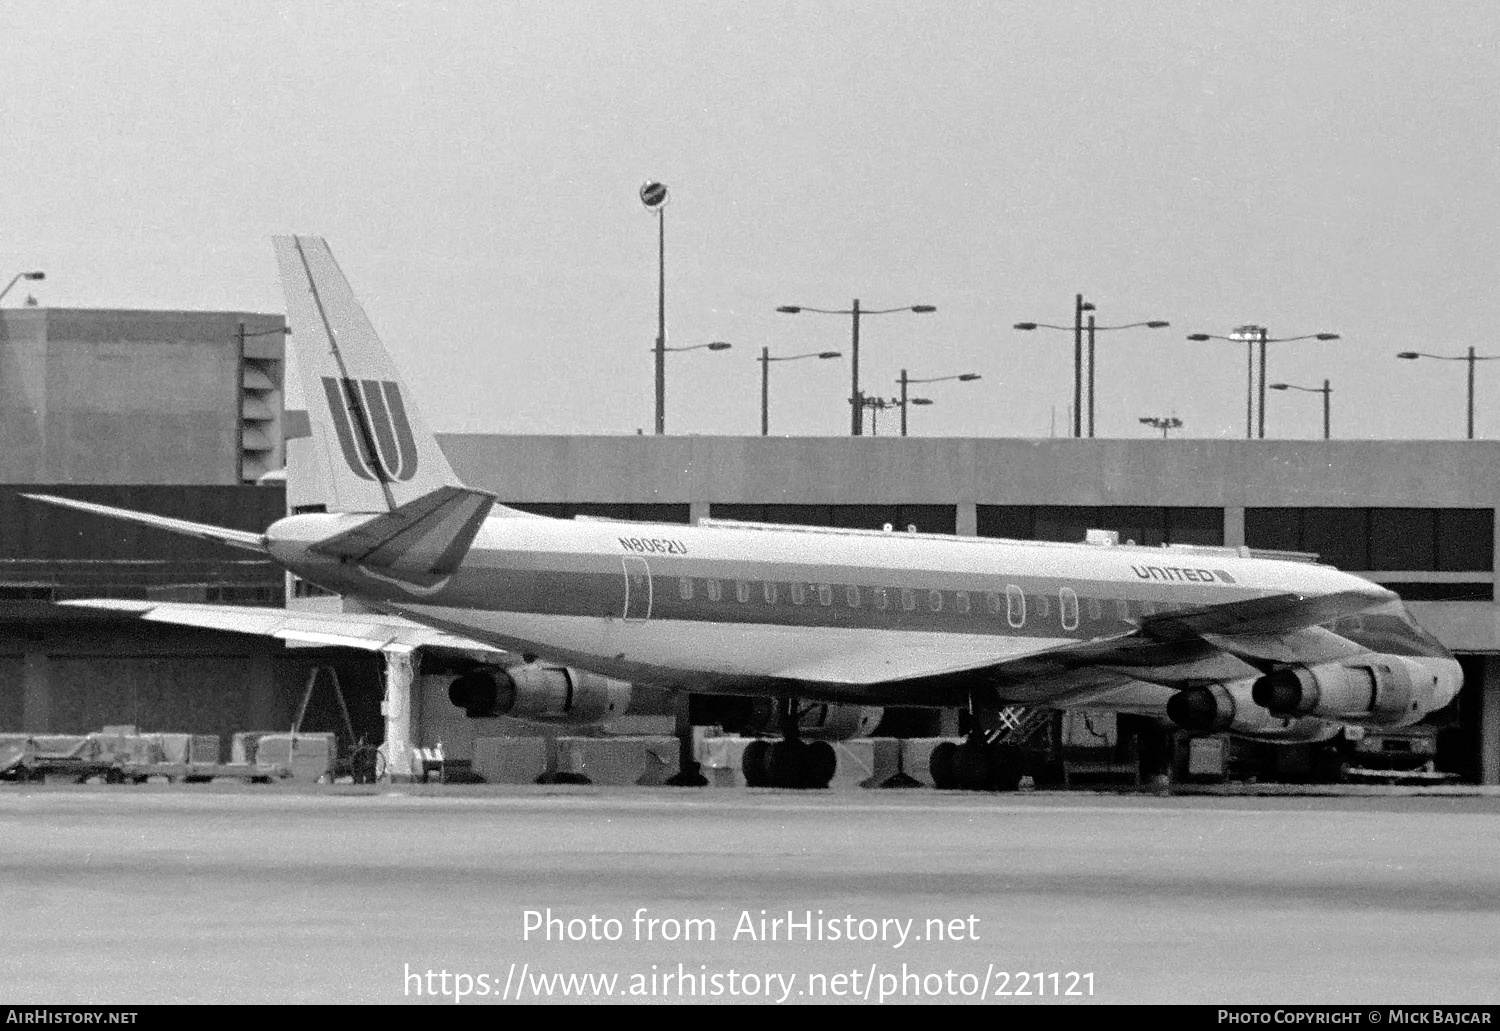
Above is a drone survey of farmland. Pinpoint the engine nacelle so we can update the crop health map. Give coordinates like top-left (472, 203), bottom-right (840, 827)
top-left (448, 665), bottom-right (631, 724)
top-left (1251, 655), bottom-right (1452, 728)
top-left (1167, 681), bottom-right (1341, 742)
top-left (689, 695), bottom-right (882, 741)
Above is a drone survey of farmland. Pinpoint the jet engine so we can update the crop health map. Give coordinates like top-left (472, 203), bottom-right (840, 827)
top-left (1167, 681), bottom-right (1341, 743)
top-left (689, 695), bottom-right (883, 741)
top-left (1250, 655), bottom-right (1457, 728)
top-left (447, 665), bottom-right (631, 724)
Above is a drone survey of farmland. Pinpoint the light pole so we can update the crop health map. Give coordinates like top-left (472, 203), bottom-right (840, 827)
top-left (776, 300), bottom-right (936, 435)
top-left (758, 348), bottom-right (841, 435)
top-left (1397, 348), bottom-right (1500, 439)
top-left (640, 182), bottom-right (669, 434)
top-left (1187, 326), bottom-right (1339, 439)
top-left (1014, 306), bottom-right (1168, 437)
top-left (1139, 415), bottom-right (1183, 438)
top-left (0, 271), bottom-right (45, 305)
top-left (895, 370), bottom-right (980, 436)
top-left (1269, 379), bottom-right (1332, 440)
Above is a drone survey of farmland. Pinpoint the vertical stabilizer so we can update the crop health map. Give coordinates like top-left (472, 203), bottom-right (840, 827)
top-left (274, 235), bottom-right (463, 512)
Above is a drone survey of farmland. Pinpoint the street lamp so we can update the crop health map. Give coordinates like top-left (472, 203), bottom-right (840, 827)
top-left (1396, 349), bottom-right (1500, 440)
top-left (1014, 299), bottom-right (1169, 437)
top-left (0, 271), bottom-right (45, 305)
top-left (758, 348), bottom-right (841, 436)
top-left (1186, 326), bottom-right (1339, 439)
top-left (1139, 415), bottom-right (1183, 438)
top-left (895, 370), bottom-right (980, 436)
top-left (776, 300), bottom-right (936, 435)
top-left (640, 181), bottom-right (670, 434)
top-left (1269, 380), bottom-right (1332, 440)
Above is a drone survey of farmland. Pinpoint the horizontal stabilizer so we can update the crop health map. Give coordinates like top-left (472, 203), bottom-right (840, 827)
top-left (21, 494), bottom-right (268, 553)
top-left (310, 485), bottom-right (496, 586)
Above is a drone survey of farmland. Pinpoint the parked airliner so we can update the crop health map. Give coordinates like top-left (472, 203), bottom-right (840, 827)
top-left (28, 237), bottom-right (1462, 789)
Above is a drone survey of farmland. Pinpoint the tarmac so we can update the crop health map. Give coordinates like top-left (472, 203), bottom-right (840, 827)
top-left (2, 784), bottom-right (1499, 1005)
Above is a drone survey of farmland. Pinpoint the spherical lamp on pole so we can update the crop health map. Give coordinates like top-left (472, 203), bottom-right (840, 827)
top-left (640, 181), bottom-right (669, 434)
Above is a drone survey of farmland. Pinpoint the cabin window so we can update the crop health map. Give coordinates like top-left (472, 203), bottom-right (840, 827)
top-left (1033, 592), bottom-right (1051, 620)
top-left (901, 588), bottom-right (917, 611)
top-left (928, 589), bottom-right (944, 612)
top-left (1060, 587), bottom-right (1080, 630)
top-left (678, 577), bottom-right (694, 601)
top-left (955, 591), bottom-right (971, 614)
top-left (1006, 584), bottom-right (1025, 628)
top-left (1116, 598), bottom-right (1131, 621)
top-left (817, 584), bottom-right (833, 606)
top-left (790, 583), bottom-right (806, 605)
top-left (873, 587), bottom-right (889, 610)
top-left (705, 579), bottom-right (722, 602)
top-left (763, 581), bottom-right (778, 605)
top-left (1140, 599), bottom-right (1157, 616)
top-left (736, 580), bottom-right (751, 603)
top-left (846, 585), bottom-right (860, 607)
top-left (1087, 596), bottom-right (1102, 621)
top-left (986, 591), bottom-right (1002, 615)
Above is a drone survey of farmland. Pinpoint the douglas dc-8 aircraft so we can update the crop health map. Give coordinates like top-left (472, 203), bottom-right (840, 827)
top-left (28, 237), bottom-right (1462, 789)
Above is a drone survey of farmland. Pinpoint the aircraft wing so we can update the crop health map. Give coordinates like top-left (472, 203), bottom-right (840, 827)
top-left (878, 587), bottom-right (1394, 702)
top-left (60, 599), bottom-right (505, 658)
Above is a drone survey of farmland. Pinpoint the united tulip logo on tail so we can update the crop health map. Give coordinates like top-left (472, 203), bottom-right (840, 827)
top-left (321, 376), bottom-right (419, 482)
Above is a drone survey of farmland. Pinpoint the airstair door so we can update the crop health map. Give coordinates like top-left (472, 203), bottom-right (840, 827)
top-left (622, 557), bottom-right (652, 621)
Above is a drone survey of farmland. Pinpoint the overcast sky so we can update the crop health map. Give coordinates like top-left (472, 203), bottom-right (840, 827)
top-left (5, 1), bottom-right (1498, 441)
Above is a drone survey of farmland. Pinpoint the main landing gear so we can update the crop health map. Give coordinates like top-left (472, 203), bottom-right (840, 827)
top-left (740, 698), bottom-right (837, 789)
top-left (929, 701), bottom-right (1027, 792)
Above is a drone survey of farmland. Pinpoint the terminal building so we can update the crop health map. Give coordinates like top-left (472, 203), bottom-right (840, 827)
top-left (3, 305), bottom-right (1499, 784)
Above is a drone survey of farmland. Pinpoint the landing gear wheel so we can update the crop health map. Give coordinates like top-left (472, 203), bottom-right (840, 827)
top-left (930, 741), bottom-right (959, 789)
top-left (765, 740), bottom-right (803, 787)
top-left (741, 740), bottom-right (771, 787)
top-left (952, 742), bottom-right (1024, 792)
top-left (805, 741), bottom-right (837, 788)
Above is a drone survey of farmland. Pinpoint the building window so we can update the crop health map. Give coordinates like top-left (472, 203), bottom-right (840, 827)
top-left (1006, 585), bottom-right (1025, 628)
top-left (1436, 509), bottom-right (1494, 571)
top-left (1060, 587), bottom-right (1079, 631)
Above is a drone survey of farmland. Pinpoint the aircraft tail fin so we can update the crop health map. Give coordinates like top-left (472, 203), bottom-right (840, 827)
top-left (309, 485), bottom-right (496, 587)
top-left (273, 236), bottom-right (466, 514)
